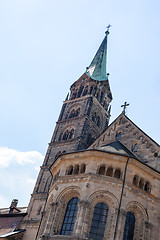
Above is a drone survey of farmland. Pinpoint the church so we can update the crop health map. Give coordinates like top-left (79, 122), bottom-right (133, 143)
top-left (1, 29), bottom-right (160, 240)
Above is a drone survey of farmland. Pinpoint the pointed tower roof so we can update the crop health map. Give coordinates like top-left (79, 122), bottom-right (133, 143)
top-left (86, 30), bottom-right (109, 81)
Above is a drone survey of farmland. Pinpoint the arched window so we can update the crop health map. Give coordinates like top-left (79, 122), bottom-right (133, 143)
top-left (73, 165), bottom-right (79, 174)
top-left (66, 165), bottom-right (73, 175)
top-left (80, 163), bottom-right (86, 173)
top-left (133, 143), bottom-right (138, 152)
top-left (144, 181), bottom-right (151, 193)
top-left (89, 202), bottom-right (108, 240)
top-left (106, 167), bottom-right (113, 177)
top-left (69, 109), bottom-right (75, 118)
top-left (68, 129), bottom-right (74, 139)
top-left (139, 178), bottom-right (144, 189)
top-left (98, 165), bottom-right (105, 175)
top-left (63, 130), bottom-right (69, 140)
top-left (114, 169), bottom-right (121, 179)
top-left (75, 108), bottom-right (80, 117)
top-left (133, 175), bottom-right (138, 186)
top-left (123, 212), bottom-right (135, 240)
top-left (61, 197), bottom-right (79, 236)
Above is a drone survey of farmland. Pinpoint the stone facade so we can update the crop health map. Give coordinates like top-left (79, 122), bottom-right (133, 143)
top-left (37, 150), bottom-right (160, 240)
top-left (20, 31), bottom-right (160, 240)
top-left (21, 72), bottom-right (112, 240)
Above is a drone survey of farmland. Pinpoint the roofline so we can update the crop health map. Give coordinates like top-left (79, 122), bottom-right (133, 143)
top-left (50, 148), bottom-right (160, 175)
top-left (90, 112), bottom-right (160, 149)
top-left (0, 213), bottom-right (27, 217)
top-left (124, 114), bottom-right (160, 147)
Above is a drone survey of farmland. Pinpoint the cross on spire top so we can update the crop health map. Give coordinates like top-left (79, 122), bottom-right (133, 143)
top-left (121, 101), bottom-right (129, 115)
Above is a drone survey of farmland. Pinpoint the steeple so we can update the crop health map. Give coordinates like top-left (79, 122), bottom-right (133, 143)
top-left (86, 29), bottom-right (110, 81)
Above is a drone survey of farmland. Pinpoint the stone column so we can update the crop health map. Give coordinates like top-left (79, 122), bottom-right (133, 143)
top-left (43, 202), bottom-right (58, 236)
top-left (115, 209), bottom-right (126, 240)
top-left (74, 200), bottom-right (90, 238)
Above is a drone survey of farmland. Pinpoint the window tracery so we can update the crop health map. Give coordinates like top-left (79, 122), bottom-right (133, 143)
top-left (123, 211), bottom-right (135, 240)
top-left (60, 197), bottom-right (79, 236)
top-left (89, 202), bottom-right (108, 240)
top-left (60, 128), bottom-right (75, 141)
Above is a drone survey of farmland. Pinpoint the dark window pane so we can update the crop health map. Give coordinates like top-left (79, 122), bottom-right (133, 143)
top-left (60, 197), bottom-right (79, 236)
top-left (89, 202), bottom-right (108, 240)
top-left (123, 212), bottom-right (135, 240)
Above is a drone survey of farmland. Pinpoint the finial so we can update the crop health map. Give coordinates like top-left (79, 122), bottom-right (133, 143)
top-left (121, 102), bottom-right (129, 115)
top-left (105, 24), bottom-right (112, 35)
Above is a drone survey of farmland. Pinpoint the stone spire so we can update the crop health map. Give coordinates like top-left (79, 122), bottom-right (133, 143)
top-left (86, 29), bottom-right (110, 81)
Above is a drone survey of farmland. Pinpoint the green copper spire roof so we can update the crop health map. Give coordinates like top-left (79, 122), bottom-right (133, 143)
top-left (86, 30), bottom-right (109, 81)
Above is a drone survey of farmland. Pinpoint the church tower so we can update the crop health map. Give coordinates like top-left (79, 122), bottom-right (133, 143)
top-left (22, 30), bottom-right (112, 240)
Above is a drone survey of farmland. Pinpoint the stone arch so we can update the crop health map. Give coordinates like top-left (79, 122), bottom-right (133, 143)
top-left (88, 190), bottom-right (119, 209)
top-left (56, 186), bottom-right (82, 204)
top-left (87, 191), bottom-right (119, 239)
top-left (66, 165), bottom-right (73, 175)
top-left (125, 201), bottom-right (148, 240)
top-left (59, 124), bottom-right (75, 141)
top-left (51, 186), bottom-right (82, 235)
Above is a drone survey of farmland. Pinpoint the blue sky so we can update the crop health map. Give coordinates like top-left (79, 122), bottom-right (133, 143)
top-left (0, 0), bottom-right (160, 207)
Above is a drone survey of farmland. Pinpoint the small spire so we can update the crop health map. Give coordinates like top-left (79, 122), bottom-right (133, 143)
top-left (86, 27), bottom-right (111, 81)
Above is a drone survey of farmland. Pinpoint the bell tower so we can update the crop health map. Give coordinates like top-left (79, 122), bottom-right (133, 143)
top-left (21, 29), bottom-right (113, 240)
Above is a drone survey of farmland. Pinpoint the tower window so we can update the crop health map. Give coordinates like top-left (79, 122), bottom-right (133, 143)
top-left (68, 129), bottom-right (74, 139)
top-left (63, 130), bottom-right (69, 140)
top-left (89, 202), bottom-right (108, 240)
top-left (61, 197), bottom-right (79, 236)
top-left (123, 212), bottom-right (135, 240)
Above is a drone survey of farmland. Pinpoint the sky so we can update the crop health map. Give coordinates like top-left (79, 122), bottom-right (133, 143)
top-left (0, 0), bottom-right (160, 208)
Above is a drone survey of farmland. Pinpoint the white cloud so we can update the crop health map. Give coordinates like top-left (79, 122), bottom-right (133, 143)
top-left (0, 147), bottom-right (44, 168)
top-left (0, 147), bottom-right (44, 208)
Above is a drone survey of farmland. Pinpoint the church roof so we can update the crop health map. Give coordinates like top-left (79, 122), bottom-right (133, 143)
top-left (86, 30), bottom-right (109, 81)
top-left (97, 140), bottom-right (137, 159)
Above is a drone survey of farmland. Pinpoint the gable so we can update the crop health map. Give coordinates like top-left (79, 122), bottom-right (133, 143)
top-left (89, 113), bottom-right (160, 172)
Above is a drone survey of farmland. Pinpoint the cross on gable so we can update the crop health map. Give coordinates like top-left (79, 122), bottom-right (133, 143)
top-left (121, 101), bottom-right (129, 114)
